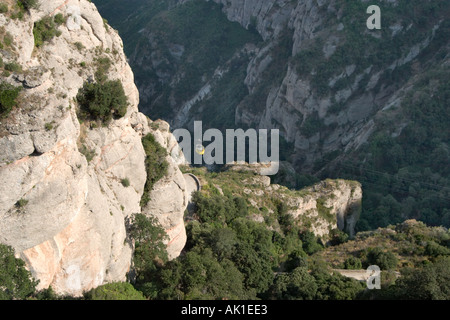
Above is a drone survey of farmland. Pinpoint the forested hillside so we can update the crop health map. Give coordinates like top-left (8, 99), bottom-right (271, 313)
top-left (5, 170), bottom-right (448, 300)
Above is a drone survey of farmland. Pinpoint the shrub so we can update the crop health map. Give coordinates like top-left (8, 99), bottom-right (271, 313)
top-left (4, 62), bottom-right (22, 73)
top-left (79, 144), bottom-right (96, 163)
top-left (366, 247), bottom-right (398, 270)
top-left (140, 134), bottom-right (168, 207)
top-left (17, 0), bottom-right (38, 11)
top-left (83, 282), bottom-right (146, 300)
top-left (329, 228), bottom-right (349, 246)
top-left (94, 56), bottom-right (112, 83)
top-left (3, 33), bottom-right (13, 47)
top-left (270, 267), bottom-right (318, 300)
top-left (53, 13), bottom-right (65, 25)
top-left (343, 256), bottom-right (363, 270)
top-left (425, 241), bottom-right (450, 257)
top-left (33, 16), bottom-right (63, 48)
top-left (15, 198), bottom-right (29, 208)
top-left (0, 82), bottom-right (21, 118)
top-left (300, 231), bottom-right (323, 255)
top-left (44, 122), bottom-right (53, 131)
top-left (121, 178), bottom-right (130, 187)
top-left (0, 4), bottom-right (8, 13)
top-left (76, 79), bottom-right (128, 124)
top-left (74, 42), bottom-right (84, 51)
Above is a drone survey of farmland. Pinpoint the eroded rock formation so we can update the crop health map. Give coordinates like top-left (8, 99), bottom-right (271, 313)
top-left (0, 0), bottom-right (188, 296)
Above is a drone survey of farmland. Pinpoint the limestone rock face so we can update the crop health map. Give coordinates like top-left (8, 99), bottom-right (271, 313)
top-left (153, 0), bottom-right (435, 173)
top-left (142, 120), bottom-right (189, 260)
top-left (0, 0), bottom-right (188, 296)
top-left (285, 179), bottom-right (362, 238)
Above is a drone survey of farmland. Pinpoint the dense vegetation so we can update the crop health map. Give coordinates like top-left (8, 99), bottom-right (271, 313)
top-left (0, 244), bottom-right (38, 300)
top-left (140, 133), bottom-right (169, 207)
top-left (33, 14), bottom-right (64, 48)
top-left (2, 196), bottom-right (450, 300)
top-left (131, 188), bottom-right (366, 300)
top-left (0, 82), bottom-right (21, 118)
top-left (76, 79), bottom-right (128, 124)
top-left (127, 186), bottom-right (450, 300)
top-left (83, 282), bottom-right (146, 300)
top-left (17, 0), bottom-right (38, 12)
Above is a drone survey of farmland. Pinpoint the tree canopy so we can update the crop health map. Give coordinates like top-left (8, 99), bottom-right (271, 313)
top-left (0, 244), bottom-right (38, 300)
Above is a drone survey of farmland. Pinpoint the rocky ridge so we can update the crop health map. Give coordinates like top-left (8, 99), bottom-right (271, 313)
top-left (0, 0), bottom-right (188, 296)
top-left (187, 166), bottom-right (362, 240)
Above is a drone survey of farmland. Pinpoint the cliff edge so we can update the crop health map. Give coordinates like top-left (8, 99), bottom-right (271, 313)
top-left (0, 0), bottom-right (187, 296)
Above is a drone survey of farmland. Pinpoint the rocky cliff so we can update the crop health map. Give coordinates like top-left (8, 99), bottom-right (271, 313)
top-left (96, 0), bottom-right (449, 174)
top-left (209, 0), bottom-right (449, 170)
top-left (0, 0), bottom-right (188, 296)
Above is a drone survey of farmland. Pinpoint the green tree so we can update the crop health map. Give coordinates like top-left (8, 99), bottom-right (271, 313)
top-left (300, 231), bottom-right (323, 255)
top-left (192, 192), bottom-right (227, 224)
top-left (178, 248), bottom-right (250, 300)
top-left (208, 227), bottom-right (237, 260)
top-left (343, 256), bottom-right (362, 270)
top-left (83, 282), bottom-right (146, 300)
top-left (313, 271), bottom-right (365, 300)
top-left (284, 248), bottom-right (308, 272)
top-left (366, 247), bottom-right (398, 270)
top-left (329, 228), bottom-right (349, 246)
top-left (271, 267), bottom-right (318, 300)
top-left (76, 80), bottom-right (128, 124)
top-left (0, 82), bottom-right (21, 118)
top-left (153, 259), bottom-right (183, 300)
top-left (18, 0), bottom-right (38, 11)
top-left (128, 214), bottom-right (168, 284)
top-left (232, 242), bottom-right (274, 294)
top-left (140, 133), bottom-right (168, 206)
top-left (424, 241), bottom-right (450, 258)
top-left (387, 258), bottom-right (450, 300)
top-left (0, 244), bottom-right (38, 300)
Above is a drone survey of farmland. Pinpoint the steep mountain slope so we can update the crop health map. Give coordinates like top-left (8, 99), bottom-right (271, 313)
top-left (95, 0), bottom-right (450, 229)
top-left (95, 0), bottom-right (262, 129)
top-left (0, 0), bottom-right (189, 295)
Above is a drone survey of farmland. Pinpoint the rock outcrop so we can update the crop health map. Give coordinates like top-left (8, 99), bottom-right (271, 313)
top-left (0, 0), bottom-right (188, 296)
top-left (142, 120), bottom-right (189, 260)
top-left (189, 166), bottom-right (362, 240)
top-left (284, 179), bottom-right (362, 238)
